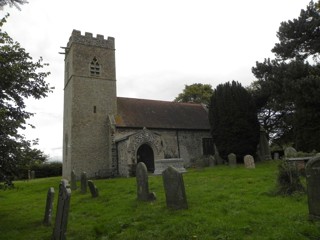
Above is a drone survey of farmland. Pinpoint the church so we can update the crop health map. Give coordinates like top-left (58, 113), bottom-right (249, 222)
top-left (62, 30), bottom-right (213, 179)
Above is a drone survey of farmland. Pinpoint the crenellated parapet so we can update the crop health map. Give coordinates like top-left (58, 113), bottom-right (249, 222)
top-left (67, 29), bottom-right (115, 49)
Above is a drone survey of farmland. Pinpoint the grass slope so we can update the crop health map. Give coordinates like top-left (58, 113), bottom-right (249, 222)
top-left (0, 160), bottom-right (319, 240)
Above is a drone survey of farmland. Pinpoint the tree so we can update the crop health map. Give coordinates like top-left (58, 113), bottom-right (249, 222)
top-left (250, 1), bottom-right (320, 151)
top-left (0, 0), bottom-right (27, 10)
top-left (209, 81), bottom-right (260, 161)
top-left (0, 15), bottom-right (51, 177)
top-left (174, 83), bottom-right (213, 106)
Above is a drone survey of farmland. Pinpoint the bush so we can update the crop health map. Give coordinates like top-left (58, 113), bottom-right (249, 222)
top-left (275, 161), bottom-right (305, 195)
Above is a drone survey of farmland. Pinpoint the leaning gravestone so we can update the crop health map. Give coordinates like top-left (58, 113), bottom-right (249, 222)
top-left (162, 166), bottom-right (188, 210)
top-left (70, 170), bottom-right (77, 191)
top-left (80, 171), bottom-right (87, 194)
top-left (136, 162), bottom-right (156, 201)
top-left (244, 155), bottom-right (255, 168)
top-left (284, 147), bottom-right (297, 158)
top-left (228, 153), bottom-right (237, 167)
top-left (88, 180), bottom-right (99, 198)
top-left (52, 180), bottom-right (71, 240)
top-left (43, 187), bottom-right (54, 226)
top-left (306, 156), bottom-right (320, 220)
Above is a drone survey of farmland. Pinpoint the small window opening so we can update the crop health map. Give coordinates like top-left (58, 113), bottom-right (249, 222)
top-left (93, 106), bottom-right (97, 113)
top-left (90, 57), bottom-right (100, 76)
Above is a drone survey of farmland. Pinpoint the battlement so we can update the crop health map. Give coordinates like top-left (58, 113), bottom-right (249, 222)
top-left (67, 30), bottom-right (115, 49)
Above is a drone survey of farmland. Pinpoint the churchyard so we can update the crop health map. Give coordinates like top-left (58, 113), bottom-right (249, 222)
top-left (1, 160), bottom-right (320, 240)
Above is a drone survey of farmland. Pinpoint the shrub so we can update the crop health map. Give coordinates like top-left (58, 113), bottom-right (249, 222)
top-left (275, 161), bottom-right (305, 195)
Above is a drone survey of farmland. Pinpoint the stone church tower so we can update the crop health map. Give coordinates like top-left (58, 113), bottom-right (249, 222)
top-left (62, 30), bottom-right (116, 180)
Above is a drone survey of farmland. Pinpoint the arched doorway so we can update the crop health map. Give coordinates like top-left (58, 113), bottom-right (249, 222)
top-left (137, 144), bottom-right (155, 173)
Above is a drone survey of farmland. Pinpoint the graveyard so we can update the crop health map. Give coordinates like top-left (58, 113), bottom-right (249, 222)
top-left (1, 160), bottom-right (320, 240)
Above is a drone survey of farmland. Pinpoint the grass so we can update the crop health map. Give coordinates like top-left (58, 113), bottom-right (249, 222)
top-left (0, 160), bottom-right (320, 240)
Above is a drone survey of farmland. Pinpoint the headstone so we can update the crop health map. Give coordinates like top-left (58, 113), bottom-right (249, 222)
top-left (43, 187), bottom-right (55, 226)
top-left (244, 155), bottom-right (255, 168)
top-left (52, 180), bottom-right (71, 240)
top-left (162, 166), bottom-right (188, 210)
top-left (228, 153), bottom-right (237, 167)
top-left (257, 127), bottom-right (272, 161)
top-left (28, 170), bottom-right (31, 180)
top-left (31, 170), bottom-right (35, 179)
top-left (70, 170), bottom-right (77, 190)
top-left (80, 171), bottom-right (87, 194)
top-left (136, 162), bottom-right (156, 201)
top-left (306, 156), bottom-right (320, 220)
top-left (273, 152), bottom-right (279, 160)
top-left (88, 180), bottom-right (99, 198)
top-left (214, 144), bottom-right (224, 164)
top-left (284, 147), bottom-right (297, 158)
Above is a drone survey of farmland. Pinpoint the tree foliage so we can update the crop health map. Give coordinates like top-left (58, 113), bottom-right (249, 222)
top-left (0, 15), bottom-right (51, 177)
top-left (174, 83), bottom-right (213, 106)
top-left (250, 1), bottom-right (320, 151)
top-left (209, 81), bottom-right (260, 161)
top-left (0, 0), bottom-right (27, 10)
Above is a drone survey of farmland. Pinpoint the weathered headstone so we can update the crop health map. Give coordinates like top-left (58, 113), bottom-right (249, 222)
top-left (273, 152), bottom-right (279, 160)
top-left (214, 144), bottom-right (224, 165)
top-left (257, 127), bottom-right (272, 161)
top-left (136, 162), bottom-right (156, 201)
top-left (162, 166), bottom-right (188, 210)
top-left (52, 180), bottom-right (71, 240)
top-left (244, 155), bottom-right (255, 168)
top-left (306, 156), bottom-right (320, 220)
top-left (31, 170), bottom-right (35, 179)
top-left (80, 171), bottom-right (87, 194)
top-left (88, 180), bottom-right (99, 198)
top-left (43, 187), bottom-right (55, 226)
top-left (70, 170), bottom-right (77, 191)
top-left (228, 153), bottom-right (237, 167)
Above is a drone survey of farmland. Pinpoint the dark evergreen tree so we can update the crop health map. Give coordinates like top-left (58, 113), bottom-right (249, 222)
top-left (209, 81), bottom-right (260, 162)
top-left (250, 1), bottom-right (320, 151)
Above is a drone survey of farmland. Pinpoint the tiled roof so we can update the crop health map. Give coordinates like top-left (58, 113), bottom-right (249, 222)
top-left (115, 97), bottom-right (210, 130)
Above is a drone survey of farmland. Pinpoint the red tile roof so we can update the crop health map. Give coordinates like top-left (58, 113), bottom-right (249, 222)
top-left (115, 97), bottom-right (210, 130)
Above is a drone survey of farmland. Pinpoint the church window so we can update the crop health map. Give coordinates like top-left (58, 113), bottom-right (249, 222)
top-left (90, 57), bottom-right (100, 76)
top-left (202, 138), bottom-right (214, 156)
top-left (93, 106), bottom-right (97, 113)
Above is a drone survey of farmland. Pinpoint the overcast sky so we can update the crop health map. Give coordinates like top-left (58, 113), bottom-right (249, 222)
top-left (1, 0), bottom-right (311, 161)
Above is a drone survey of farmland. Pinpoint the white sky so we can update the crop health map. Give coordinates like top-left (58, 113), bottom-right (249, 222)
top-left (0, 0), bottom-right (311, 161)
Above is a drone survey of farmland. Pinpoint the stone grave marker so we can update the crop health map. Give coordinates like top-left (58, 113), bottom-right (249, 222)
top-left (306, 156), bottom-right (320, 220)
top-left (80, 171), bottom-right (87, 194)
top-left (43, 187), bottom-right (55, 226)
top-left (52, 180), bottom-right (71, 240)
top-left (28, 170), bottom-right (31, 180)
top-left (162, 166), bottom-right (188, 210)
top-left (31, 170), bottom-right (35, 179)
top-left (136, 162), bottom-right (156, 201)
top-left (70, 170), bottom-right (77, 191)
top-left (88, 180), bottom-right (99, 198)
top-left (228, 153), bottom-right (237, 167)
top-left (244, 155), bottom-right (255, 168)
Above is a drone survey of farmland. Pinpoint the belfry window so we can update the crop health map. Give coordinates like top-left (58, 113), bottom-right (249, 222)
top-left (90, 57), bottom-right (100, 76)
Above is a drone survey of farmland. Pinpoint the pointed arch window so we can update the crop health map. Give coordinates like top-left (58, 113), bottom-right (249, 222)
top-left (90, 57), bottom-right (100, 76)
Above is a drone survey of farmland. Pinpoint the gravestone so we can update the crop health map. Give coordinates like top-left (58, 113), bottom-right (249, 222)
top-left (244, 155), bottom-right (255, 168)
top-left (28, 170), bottom-right (31, 180)
top-left (88, 180), bottom-right (99, 198)
top-left (80, 171), bottom-right (87, 194)
top-left (214, 144), bottom-right (224, 165)
top-left (228, 153), bottom-right (237, 167)
top-left (136, 162), bottom-right (156, 201)
top-left (70, 170), bottom-right (77, 190)
top-left (52, 180), bottom-right (71, 240)
top-left (31, 170), bottom-right (35, 179)
top-left (43, 187), bottom-right (54, 226)
top-left (257, 127), bottom-right (272, 161)
top-left (162, 166), bottom-right (188, 210)
top-left (306, 156), bottom-right (320, 220)
top-left (273, 152), bottom-right (279, 160)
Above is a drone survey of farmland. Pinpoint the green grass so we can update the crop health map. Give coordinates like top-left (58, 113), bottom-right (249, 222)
top-left (1, 160), bottom-right (320, 240)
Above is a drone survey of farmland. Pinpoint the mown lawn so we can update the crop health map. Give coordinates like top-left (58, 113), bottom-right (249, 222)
top-left (0, 160), bottom-right (319, 240)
